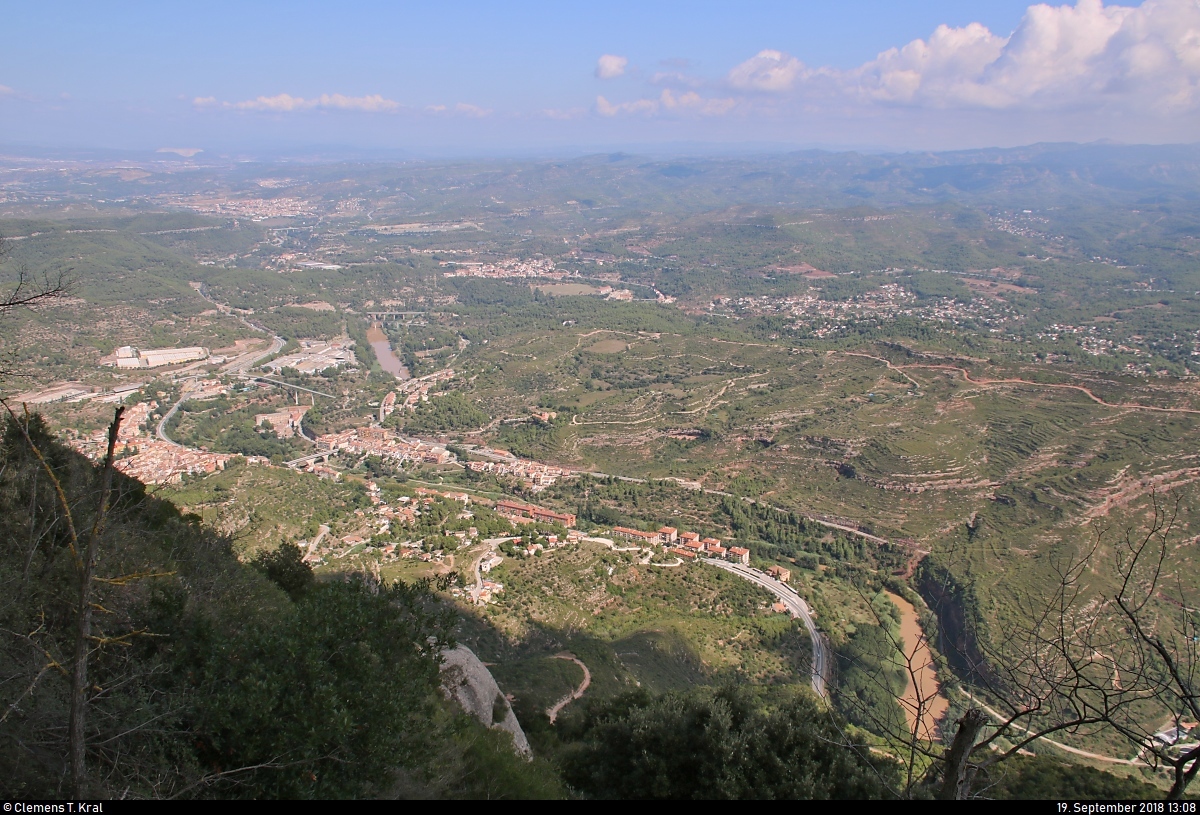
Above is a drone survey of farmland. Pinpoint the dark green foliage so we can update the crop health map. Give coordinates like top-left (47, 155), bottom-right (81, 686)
top-left (0, 413), bottom-right (491, 799)
top-left (251, 544), bottom-right (315, 600)
top-left (558, 688), bottom-right (896, 799)
top-left (254, 308), bottom-right (345, 341)
top-left (834, 625), bottom-right (908, 735)
top-left (180, 577), bottom-right (452, 798)
top-left (393, 392), bottom-right (489, 434)
top-left (982, 755), bottom-right (1166, 800)
top-left (172, 405), bottom-right (310, 461)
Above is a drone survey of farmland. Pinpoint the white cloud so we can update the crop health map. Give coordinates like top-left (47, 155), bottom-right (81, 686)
top-left (728, 49), bottom-right (809, 91)
top-left (849, 0), bottom-right (1200, 110)
top-left (454, 102), bottom-right (491, 117)
top-left (198, 92), bottom-right (401, 113)
top-left (659, 89), bottom-right (736, 115)
top-left (596, 95), bottom-right (658, 116)
top-left (0, 84), bottom-right (15, 97)
top-left (596, 90), bottom-right (735, 117)
top-left (596, 54), bottom-right (629, 79)
top-left (317, 93), bottom-right (400, 112)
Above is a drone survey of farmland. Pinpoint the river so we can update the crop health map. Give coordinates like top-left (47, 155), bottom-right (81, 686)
top-left (885, 590), bottom-right (950, 739)
top-left (366, 322), bottom-right (410, 380)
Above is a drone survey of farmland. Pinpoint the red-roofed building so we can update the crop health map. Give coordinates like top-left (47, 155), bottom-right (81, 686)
top-left (766, 565), bottom-right (791, 583)
top-left (728, 546), bottom-right (750, 565)
top-left (613, 526), bottom-right (661, 544)
top-left (496, 499), bottom-right (576, 528)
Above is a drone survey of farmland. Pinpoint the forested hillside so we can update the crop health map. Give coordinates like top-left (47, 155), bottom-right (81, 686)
top-left (0, 411), bottom-right (557, 799)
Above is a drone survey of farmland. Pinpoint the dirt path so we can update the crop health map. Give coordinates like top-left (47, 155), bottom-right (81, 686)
top-left (884, 591), bottom-right (949, 740)
top-left (837, 351), bottom-right (1200, 415)
top-left (960, 690), bottom-right (1145, 766)
top-left (545, 654), bottom-right (591, 724)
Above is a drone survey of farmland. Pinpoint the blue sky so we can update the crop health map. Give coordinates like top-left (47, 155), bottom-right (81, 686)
top-left (3, 0), bottom-right (1196, 154)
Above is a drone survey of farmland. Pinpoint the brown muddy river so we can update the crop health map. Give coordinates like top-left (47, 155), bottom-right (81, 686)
top-left (885, 591), bottom-right (950, 739)
top-left (366, 323), bottom-right (410, 380)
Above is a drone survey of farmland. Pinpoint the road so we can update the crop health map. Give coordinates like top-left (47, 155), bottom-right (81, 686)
top-left (468, 547), bottom-right (487, 604)
top-left (156, 392), bottom-right (188, 448)
top-left (242, 374), bottom-right (334, 399)
top-left (960, 690), bottom-right (1146, 766)
top-left (703, 558), bottom-right (830, 699)
top-left (223, 334), bottom-right (285, 375)
top-left (574, 469), bottom-right (896, 552)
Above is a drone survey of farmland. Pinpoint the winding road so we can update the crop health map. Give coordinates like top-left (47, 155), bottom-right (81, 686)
top-left (703, 558), bottom-right (830, 698)
top-left (156, 393), bottom-right (187, 447)
top-left (960, 690), bottom-right (1146, 766)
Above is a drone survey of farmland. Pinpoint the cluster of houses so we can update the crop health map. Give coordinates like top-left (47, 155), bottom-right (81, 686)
top-left (439, 256), bottom-right (562, 280)
top-left (464, 456), bottom-right (574, 491)
top-left (389, 368), bottom-right (456, 414)
top-left (611, 525), bottom-right (751, 565)
top-left (494, 499), bottom-right (577, 529)
top-left (255, 405), bottom-right (310, 438)
top-left (304, 486), bottom-right (475, 566)
top-left (68, 399), bottom-right (265, 484)
top-left (315, 426), bottom-right (454, 465)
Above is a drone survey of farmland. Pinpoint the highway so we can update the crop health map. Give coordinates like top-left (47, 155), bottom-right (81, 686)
top-left (242, 374), bottom-right (334, 399)
top-left (223, 334), bottom-right (284, 375)
top-left (703, 558), bottom-right (830, 699)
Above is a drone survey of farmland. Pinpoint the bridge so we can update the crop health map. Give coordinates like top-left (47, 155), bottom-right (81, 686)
top-left (242, 375), bottom-right (335, 399)
top-left (366, 311), bottom-right (428, 322)
top-left (285, 450), bottom-right (335, 468)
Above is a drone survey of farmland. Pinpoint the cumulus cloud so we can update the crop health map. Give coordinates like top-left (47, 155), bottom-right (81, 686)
top-left (659, 89), bottom-right (736, 115)
top-left (596, 95), bottom-right (658, 116)
top-left (596, 90), bottom-right (735, 117)
top-left (196, 92), bottom-right (401, 113)
top-left (728, 49), bottom-right (809, 91)
top-left (454, 102), bottom-right (491, 117)
top-left (850, 0), bottom-right (1200, 110)
top-left (596, 54), bottom-right (629, 79)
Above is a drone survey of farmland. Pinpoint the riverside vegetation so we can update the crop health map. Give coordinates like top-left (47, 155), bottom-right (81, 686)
top-left (3, 144), bottom-right (1200, 798)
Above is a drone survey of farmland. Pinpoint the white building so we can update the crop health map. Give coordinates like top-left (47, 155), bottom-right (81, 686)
top-left (104, 346), bottom-right (209, 369)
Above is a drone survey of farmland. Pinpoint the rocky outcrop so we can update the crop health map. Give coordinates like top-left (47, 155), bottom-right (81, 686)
top-left (440, 644), bottom-right (531, 758)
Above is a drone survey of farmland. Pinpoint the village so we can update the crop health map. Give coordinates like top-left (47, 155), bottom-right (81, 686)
top-left (439, 256), bottom-right (563, 279)
top-left (66, 397), bottom-right (269, 484)
top-left (713, 281), bottom-right (1022, 338)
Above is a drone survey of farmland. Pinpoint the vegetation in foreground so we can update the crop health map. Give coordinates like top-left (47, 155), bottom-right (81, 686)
top-left (2, 413), bottom-right (1187, 800)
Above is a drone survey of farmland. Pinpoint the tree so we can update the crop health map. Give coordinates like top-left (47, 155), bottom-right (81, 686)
top-left (0, 234), bottom-right (71, 380)
top-left (2, 402), bottom-right (125, 796)
top-left (845, 494), bottom-right (1199, 799)
top-left (558, 687), bottom-right (897, 799)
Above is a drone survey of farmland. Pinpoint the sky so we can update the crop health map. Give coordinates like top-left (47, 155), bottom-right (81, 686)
top-left (2, 0), bottom-right (1198, 155)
